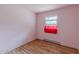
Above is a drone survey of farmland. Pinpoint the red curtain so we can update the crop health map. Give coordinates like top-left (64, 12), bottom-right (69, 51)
top-left (44, 25), bottom-right (57, 34)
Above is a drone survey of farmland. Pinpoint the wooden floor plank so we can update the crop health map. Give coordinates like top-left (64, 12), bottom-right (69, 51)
top-left (7, 39), bottom-right (79, 54)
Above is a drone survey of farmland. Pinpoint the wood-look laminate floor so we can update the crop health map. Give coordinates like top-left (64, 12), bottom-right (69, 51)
top-left (7, 39), bottom-right (79, 54)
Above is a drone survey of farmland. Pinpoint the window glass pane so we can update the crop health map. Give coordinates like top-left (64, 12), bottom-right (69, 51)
top-left (49, 16), bottom-right (57, 20)
top-left (45, 16), bottom-right (57, 20)
top-left (46, 21), bottom-right (57, 25)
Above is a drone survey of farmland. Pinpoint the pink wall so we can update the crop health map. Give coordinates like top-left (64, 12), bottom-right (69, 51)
top-left (78, 5), bottom-right (79, 49)
top-left (36, 5), bottom-right (79, 49)
top-left (0, 5), bottom-right (36, 53)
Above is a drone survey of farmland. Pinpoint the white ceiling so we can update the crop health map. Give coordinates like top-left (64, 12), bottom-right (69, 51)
top-left (22, 4), bottom-right (71, 13)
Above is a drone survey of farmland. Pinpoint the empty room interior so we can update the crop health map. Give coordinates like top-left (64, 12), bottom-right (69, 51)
top-left (0, 4), bottom-right (79, 54)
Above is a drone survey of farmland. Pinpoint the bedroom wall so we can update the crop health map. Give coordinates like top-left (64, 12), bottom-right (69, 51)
top-left (78, 5), bottom-right (79, 49)
top-left (0, 5), bottom-right (36, 53)
top-left (36, 5), bottom-right (79, 49)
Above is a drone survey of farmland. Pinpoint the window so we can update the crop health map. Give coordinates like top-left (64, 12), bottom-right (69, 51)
top-left (44, 16), bottom-right (58, 34)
